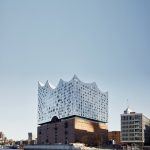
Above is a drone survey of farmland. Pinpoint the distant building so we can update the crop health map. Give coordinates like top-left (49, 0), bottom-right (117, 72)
top-left (28, 132), bottom-right (32, 144)
top-left (0, 132), bottom-right (4, 144)
top-left (108, 131), bottom-right (121, 144)
top-left (121, 107), bottom-right (150, 146)
top-left (37, 75), bottom-right (108, 146)
top-left (0, 132), bottom-right (4, 140)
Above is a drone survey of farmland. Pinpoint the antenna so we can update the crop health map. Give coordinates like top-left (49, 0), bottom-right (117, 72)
top-left (126, 99), bottom-right (129, 108)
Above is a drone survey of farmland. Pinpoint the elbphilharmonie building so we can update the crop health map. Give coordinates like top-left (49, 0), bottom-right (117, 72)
top-left (37, 75), bottom-right (108, 146)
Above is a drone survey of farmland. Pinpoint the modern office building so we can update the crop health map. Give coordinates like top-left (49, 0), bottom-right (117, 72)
top-left (121, 107), bottom-right (150, 146)
top-left (37, 75), bottom-right (108, 146)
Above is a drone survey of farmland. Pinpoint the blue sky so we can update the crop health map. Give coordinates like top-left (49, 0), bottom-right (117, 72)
top-left (0, 0), bottom-right (150, 140)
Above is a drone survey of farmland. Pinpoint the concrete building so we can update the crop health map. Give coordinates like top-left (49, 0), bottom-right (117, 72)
top-left (121, 107), bottom-right (150, 146)
top-left (108, 131), bottom-right (121, 144)
top-left (28, 133), bottom-right (32, 141)
top-left (37, 75), bottom-right (108, 146)
top-left (28, 132), bottom-right (32, 144)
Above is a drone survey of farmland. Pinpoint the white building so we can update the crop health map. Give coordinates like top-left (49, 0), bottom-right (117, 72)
top-left (38, 75), bottom-right (108, 125)
top-left (121, 107), bottom-right (150, 145)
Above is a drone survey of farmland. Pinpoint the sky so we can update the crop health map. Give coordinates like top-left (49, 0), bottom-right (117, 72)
top-left (0, 0), bottom-right (150, 140)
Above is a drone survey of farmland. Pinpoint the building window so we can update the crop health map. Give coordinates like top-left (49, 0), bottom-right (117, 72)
top-left (65, 130), bottom-right (68, 135)
top-left (64, 122), bottom-right (68, 128)
top-left (65, 137), bottom-right (68, 144)
top-left (46, 139), bottom-right (49, 143)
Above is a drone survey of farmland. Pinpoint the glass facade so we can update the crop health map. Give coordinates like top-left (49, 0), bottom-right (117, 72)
top-left (38, 75), bottom-right (108, 124)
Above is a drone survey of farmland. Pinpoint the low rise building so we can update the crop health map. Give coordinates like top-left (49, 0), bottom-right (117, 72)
top-left (108, 131), bottom-right (121, 144)
top-left (38, 116), bottom-right (108, 146)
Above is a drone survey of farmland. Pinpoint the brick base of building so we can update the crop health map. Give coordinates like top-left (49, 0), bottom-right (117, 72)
top-left (37, 116), bottom-right (108, 147)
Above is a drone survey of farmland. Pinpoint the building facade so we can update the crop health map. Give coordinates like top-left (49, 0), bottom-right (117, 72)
top-left (108, 131), bottom-right (121, 144)
top-left (38, 75), bottom-right (108, 125)
top-left (38, 116), bottom-right (108, 146)
top-left (37, 75), bottom-right (108, 146)
top-left (121, 107), bottom-right (150, 146)
top-left (28, 132), bottom-right (33, 144)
